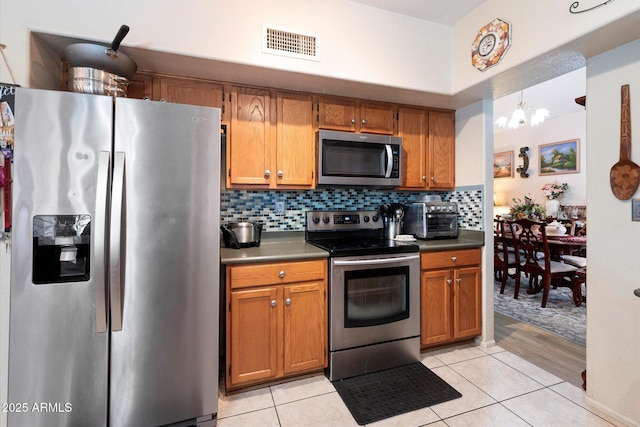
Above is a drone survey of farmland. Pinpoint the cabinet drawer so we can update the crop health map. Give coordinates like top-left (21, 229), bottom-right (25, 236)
top-left (229, 260), bottom-right (327, 289)
top-left (421, 248), bottom-right (481, 270)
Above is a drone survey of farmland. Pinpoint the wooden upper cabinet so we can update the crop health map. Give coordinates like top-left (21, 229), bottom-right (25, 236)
top-left (359, 101), bottom-right (396, 135)
top-left (126, 73), bottom-right (153, 99)
top-left (398, 107), bottom-right (427, 189)
top-left (317, 96), bottom-right (395, 134)
top-left (428, 110), bottom-right (455, 189)
top-left (276, 92), bottom-right (315, 188)
top-left (156, 77), bottom-right (223, 107)
top-left (317, 96), bottom-right (358, 132)
top-left (228, 86), bottom-right (272, 187)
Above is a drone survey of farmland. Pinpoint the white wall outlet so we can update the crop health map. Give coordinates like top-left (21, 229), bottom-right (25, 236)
top-left (275, 201), bottom-right (285, 214)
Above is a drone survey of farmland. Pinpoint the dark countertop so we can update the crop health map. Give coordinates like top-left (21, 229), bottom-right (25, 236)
top-left (415, 229), bottom-right (485, 252)
top-left (220, 229), bottom-right (484, 265)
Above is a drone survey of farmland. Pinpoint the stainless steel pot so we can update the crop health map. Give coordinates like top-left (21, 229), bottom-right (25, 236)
top-left (67, 67), bottom-right (129, 97)
top-left (221, 222), bottom-right (263, 249)
top-left (64, 25), bottom-right (137, 97)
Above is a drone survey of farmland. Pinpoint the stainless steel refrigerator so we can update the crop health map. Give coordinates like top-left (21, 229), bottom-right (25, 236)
top-left (8, 88), bottom-right (220, 426)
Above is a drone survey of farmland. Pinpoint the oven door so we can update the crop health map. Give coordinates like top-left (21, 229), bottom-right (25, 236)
top-left (329, 253), bottom-right (420, 351)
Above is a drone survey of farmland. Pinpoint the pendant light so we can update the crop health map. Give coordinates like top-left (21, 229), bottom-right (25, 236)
top-left (495, 91), bottom-right (549, 129)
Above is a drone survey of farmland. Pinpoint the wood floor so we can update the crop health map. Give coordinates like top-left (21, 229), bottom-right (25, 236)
top-left (494, 311), bottom-right (586, 389)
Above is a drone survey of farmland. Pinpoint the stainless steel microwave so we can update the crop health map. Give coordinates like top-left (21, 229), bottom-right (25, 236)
top-left (316, 130), bottom-right (402, 187)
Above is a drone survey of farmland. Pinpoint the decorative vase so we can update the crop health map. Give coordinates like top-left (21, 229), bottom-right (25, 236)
top-left (546, 199), bottom-right (560, 218)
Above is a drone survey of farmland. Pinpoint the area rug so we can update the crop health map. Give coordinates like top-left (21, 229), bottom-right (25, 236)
top-left (494, 277), bottom-right (586, 345)
top-left (332, 362), bottom-right (462, 425)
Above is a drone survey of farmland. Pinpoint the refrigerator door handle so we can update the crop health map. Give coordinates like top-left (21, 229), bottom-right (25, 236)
top-left (95, 151), bottom-right (111, 333)
top-left (110, 152), bottom-right (126, 331)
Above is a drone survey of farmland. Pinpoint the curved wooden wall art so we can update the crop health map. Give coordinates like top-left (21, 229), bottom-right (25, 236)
top-left (516, 147), bottom-right (530, 178)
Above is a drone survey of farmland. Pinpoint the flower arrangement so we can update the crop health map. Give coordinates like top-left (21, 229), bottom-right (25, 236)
top-left (541, 182), bottom-right (569, 200)
top-left (510, 195), bottom-right (547, 220)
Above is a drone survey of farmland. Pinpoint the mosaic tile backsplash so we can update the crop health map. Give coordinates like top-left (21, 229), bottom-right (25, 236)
top-left (221, 187), bottom-right (484, 232)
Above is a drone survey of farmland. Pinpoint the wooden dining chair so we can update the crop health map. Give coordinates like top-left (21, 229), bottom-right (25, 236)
top-left (508, 218), bottom-right (581, 307)
top-left (494, 218), bottom-right (517, 294)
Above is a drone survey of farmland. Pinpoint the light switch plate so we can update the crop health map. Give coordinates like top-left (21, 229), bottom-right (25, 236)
top-left (275, 201), bottom-right (285, 214)
top-left (632, 199), bottom-right (640, 221)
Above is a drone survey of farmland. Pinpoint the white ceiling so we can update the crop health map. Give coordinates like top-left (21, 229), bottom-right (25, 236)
top-left (349, 0), bottom-right (487, 25)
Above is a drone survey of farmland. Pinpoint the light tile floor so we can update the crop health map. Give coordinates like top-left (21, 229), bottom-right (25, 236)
top-left (217, 343), bottom-right (625, 427)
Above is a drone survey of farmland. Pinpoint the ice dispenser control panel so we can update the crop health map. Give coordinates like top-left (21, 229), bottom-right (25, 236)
top-left (32, 215), bottom-right (91, 284)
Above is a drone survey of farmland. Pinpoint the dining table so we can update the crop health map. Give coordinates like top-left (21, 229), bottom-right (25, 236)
top-left (546, 234), bottom-right (587, 260)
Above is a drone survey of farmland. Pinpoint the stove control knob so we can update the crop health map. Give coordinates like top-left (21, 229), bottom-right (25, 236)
top-left (312, 216), bottom-right (320, 224)
top-left (323, 216), bottom-right (330, 224)
top-left (372, 215), bottom-right (379, 222)
top-left (363, 215), bottom-right (370, 222)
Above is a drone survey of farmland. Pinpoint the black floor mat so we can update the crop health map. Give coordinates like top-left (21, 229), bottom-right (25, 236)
top-left (332, 362), bottom-right (462, 425)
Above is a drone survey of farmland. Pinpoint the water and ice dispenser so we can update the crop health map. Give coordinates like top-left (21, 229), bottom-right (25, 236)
top-left (32, 215), bottom-right (91, 284)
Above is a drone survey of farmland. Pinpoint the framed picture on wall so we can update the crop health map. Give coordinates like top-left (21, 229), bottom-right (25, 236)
top-left (493, 151), bottom-right (513, 178)
top-left (539, 139), bottom-right (580, 175)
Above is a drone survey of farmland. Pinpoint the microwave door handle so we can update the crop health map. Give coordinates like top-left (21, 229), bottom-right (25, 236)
top-left (384, 144), bottom-right (393, 178)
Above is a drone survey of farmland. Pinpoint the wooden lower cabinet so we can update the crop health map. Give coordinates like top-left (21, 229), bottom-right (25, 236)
top-left (225, 259), bottom-right (327, 391)
top-left (420, 248), bottom-right (482, 349)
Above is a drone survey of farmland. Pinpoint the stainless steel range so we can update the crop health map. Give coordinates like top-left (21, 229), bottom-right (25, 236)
top-left (305, 210), bottom-right (421, 381)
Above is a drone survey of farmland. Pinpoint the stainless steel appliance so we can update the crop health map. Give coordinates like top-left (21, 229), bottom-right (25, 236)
top-left (305, 210), bottom-right (420, 381)
top-left (316, 130), bottom-right (402, 187)
top-left (221, 222), bottom-right (263, 248)
top-left (8, 88), bottom-right (221, 427)
top-left (403, 201), bottom-right (459, 239)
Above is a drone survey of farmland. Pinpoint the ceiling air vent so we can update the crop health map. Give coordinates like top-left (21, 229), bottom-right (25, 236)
top-left (262, 25), bottom-right (320, 61)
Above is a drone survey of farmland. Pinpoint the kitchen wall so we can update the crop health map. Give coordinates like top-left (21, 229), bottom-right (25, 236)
top-left (452, 0), bottom-right (640, 95)
top-left (221, 187), bottom-right (484, 231)
top-left (584, 39), bottom-right (640, 425)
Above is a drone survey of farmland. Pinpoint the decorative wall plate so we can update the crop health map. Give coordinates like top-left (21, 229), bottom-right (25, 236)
top-left (471, 18), bottom-right (511, 71)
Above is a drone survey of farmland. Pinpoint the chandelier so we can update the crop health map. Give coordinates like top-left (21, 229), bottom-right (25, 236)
top-left (495, 91), bottom-right (550, 129)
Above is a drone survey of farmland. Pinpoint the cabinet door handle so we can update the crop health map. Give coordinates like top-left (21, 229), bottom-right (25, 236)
top-left (285, 298), bottom-right (291, 306)
top-left (422, 176), bottom-right (427, 181)
top-left (430, 176), bottom-right (435, 182)
top-left (351, 118), bottom-right (356, 124)
top-left (265, 169), bottom-right (271, 178)
top-left (279, 270), bottom-right (286, 278)
top-left (271, 299), bottom-right (277, 307)
top-left (456, 278), bottom-right (462, 284)
top-left (451, 256), bottom-right (457, 263)
top-left (634, 288), bottom-right (640, 297)
top-left (447, 279), bottom-right (453, 285)
top-left (361, 119), bottom-right (367, 125)
top-left (277, 170), bottom-right (284, 178)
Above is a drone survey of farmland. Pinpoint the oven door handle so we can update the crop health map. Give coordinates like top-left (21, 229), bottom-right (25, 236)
top-left (333, 254), bottom-right (420, 266)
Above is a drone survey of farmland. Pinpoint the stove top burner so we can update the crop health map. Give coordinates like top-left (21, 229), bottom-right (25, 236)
top-left (305, 210), bottom-right (419, 256)
top-left (307, 238), bottom-right (418, 257)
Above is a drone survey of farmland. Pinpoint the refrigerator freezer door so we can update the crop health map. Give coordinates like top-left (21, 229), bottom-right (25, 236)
top-left (110, 99), bottom-right (220, 426)
top-left (8, 88), bottom-right (111, 426)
